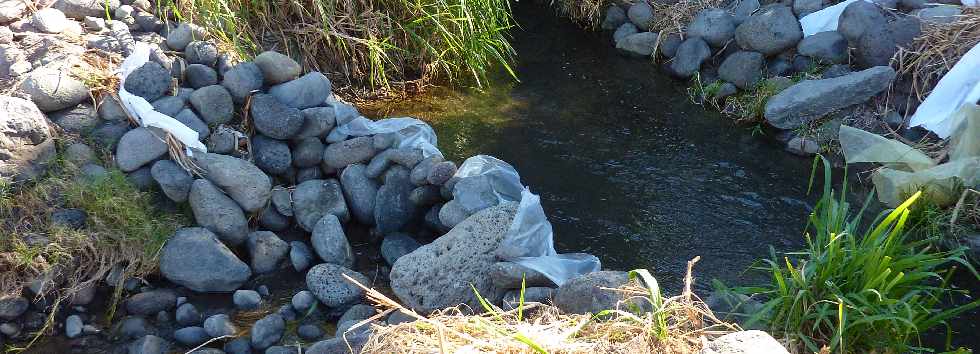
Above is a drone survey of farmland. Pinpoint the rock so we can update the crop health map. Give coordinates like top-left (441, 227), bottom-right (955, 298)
top-left (291, 290), bottom-right (316, 313)
top-left (438, 200), bottom-right (469, 229)
top-left (305, 334), bottom-right (369, 354)
top-left (323, 137), bottom-right (377, 169)
top-left (380, 233), bottom-right (421, 266)
top-left (296, 166), bottom-right (322, 184)
top-left (221, 61), bottom-right (263, 103)
top-left (193, 152), bottom-right (272, 213)
top-left (785, 136), bottom-right (821, 156)
top-left (888, 16), bottom-right (922, 48)
top-left (669, 37), bottom-right (711, 78)
top-left (296, 107), bottom-right (337, 139)
top-left (612, 22), bottom-right (638, 45)
top-left (793, 0), bottom-right (825, 17)
top-left (705, 291), bottom-right (764, 324)
top-left (115, 127), bottom-right (168, 172)
top-left (409, 156), bottom-right (441, 185)
top-left (123, 62), bottom-right (170, 102)
top-left (52, 0), bottom-right (120, 19)
top-left (133, 11), bottom-right (161, 32)
top-left (252, 135), bottom-right (292, 175)
top-left (70, 283), bottom-right (96, 306)
top-left (292, 137), bottom-right (324, 167)
top-left (174, 109), bottom-right (209, 140)
top-left (249, 93), bottom-right (304, 140)
top-left (490, 262), bottom-right (555, 289)
top-left (150, 160), bottom-right (192, 202)
top-left (627, 2), bottom-right (654, 30)
top-left (265, 346), bottom-right (298, 354)
top-left (206, 125), bottom-right (241, 154)
top-left (375, 166), bottom-right (417, 233)
top-left (174, 326), bottom-right (209, 346)
top-left (91, 121), bottom-right (130, 150)
top-left (917, 5), bottom-right (961, 24)
top-left (97, 96), bottom-right (127, 121)
top-left (65, 314), bottom-right (83, 338)
top-left (730, 0), bottom-right (760, 25)
top-left (616, 32), bottom-right (659, 57)
top-left (150, 96), bottom-right (185, 117)
top-left (837, 1), bottom-right (886, 44)
top-left (719, 51), bottom-right (764, 89)
top-left (899, 0), bottom-right (925, 9)
top-left (312, 214), bottom-right (353, 267)
top-left (159, 227), bottom-right (252, 293)
top-left (203, 314), bottom-right (236, 338)
top-left (0, 97), bottom-right (56, 182)
top-left (688, 8), bottom-right (736, 47)
top-left (338, 304), bottom-right (375, 328)
top-left (223, 337), bottom-right (251, 354)
top-left (764, 66), bottom-right (895, 129)
top-left (189, 179), bottom-right (249, 245)
top-left (268, 72), bottom-right (332, 110)
top-left (290, 241), bottom-right (315, 272)
top-left (126, 290), bottom-right (176, 316)
top-left (129, 334), bottom-right (169, 354)
top-left (702, 330), bottom-right (790, 354)
top-left (233, 290), bottom-right (262, 310)
top-left (409, 185), bottom-right (441, 206)
top-left (293, 179), bottom-right (349, 231)
top-left (116, 316), bottom-right (150, 340)
top-left (734, 5), bottom-right (802, 56)
top-left (50, 208), bottom-right (86, 229)
top-left (48, 104), bottom-right (97, 135)
top-left (852, 24), bottom-right (897, 68)
top-left (254, 51), bottom-right (302, 85)
top-left (189, 85), bottom-right (233, 125)
top-left (259, 206), bottom-right (290, 232)
top-left (32, 8), bottom-right (69, 34)
top-left (297, 324), bottom-right (324, 341)
top-left (554, 271), bottom-right (631, 314)
top-left (365, 148), bottom-right (423, 178)
top-left (184, 41), bottom-right (217, 66)
top-left (270, 186), bottom-right (293, 217)
top-left (250, 313), bottom-right (284, 350)
top-left (247, 231), bottom-right (289, 274)
top-left (127, 165), bottom-right (156, 191)
top-left (305, 263), bottom-right (368, 307)
top-left (18, 67), bottom-right (90, 112)
top-left (390, 202), bottom-right (518, 312)
top-left (797, 31), bottom-right (847, 64)
top-left (166, 23), bottom-right (205, 51)
top-left (185, 64), bottom-right (218, 89)
top-left (0, 0), bottom-right (28, 22)
top-left (601, 5), bottom-right (628, 30)
top-left (502, 287), bottom-right (554, 308)
top-left (175, 303), bottom-right (202, 326)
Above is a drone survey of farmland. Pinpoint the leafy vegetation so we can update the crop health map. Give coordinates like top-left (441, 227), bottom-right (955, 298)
top-left (730, 156), bottom-right (979, 353)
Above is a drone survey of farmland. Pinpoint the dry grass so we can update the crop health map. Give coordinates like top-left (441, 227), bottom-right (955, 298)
top-left (351, 258), bottom-right (740, 353)
top-left (892, 8), bottom-right (980, 104)
top-left (651, 0), bottom-right (724, 38)
top-left (551, 0), bottom-right (609, 28)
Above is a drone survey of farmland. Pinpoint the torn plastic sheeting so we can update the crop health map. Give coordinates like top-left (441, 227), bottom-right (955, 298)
top-left (838, 125), bottom-right (934, 171)
top-left (800, 0), bottom-right (862, 37)
top-left (909, 42), bottom-right (980, 138)
top-left (117, 43), bottom-right (207, 154)
top-left (453, 155), bottom-right (523, 213)
top-left (335, 117), bottom-right (442, 158)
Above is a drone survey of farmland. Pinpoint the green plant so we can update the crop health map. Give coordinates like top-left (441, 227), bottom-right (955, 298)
top-left (731, 156), bottom-right (980, 353)
top-left (721, 78), bottom-right (784, 123)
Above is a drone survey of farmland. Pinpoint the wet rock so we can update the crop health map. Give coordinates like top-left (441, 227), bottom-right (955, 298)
top-left (250, 313), bottom-right (284, 350)
top-left (0, 97), bottom-right (56, 182)
top-left (268, 72), bottom-right (332, 109)
top-left (669, 37), bottom-right (711, 78)
top-left (159, 227), bottom-right (251, 293)
top-left (184, 41), bottom-right (218, 66)
top-left (554, 271), bottom-right (631, 314)
top-left (193, 152), bottom-right (272, 213)
top-left (612, 22), bottom-right (638, 45)
top-left (252, 135), bottom-right (292, 175)
top-left (719, 51), bottom-right (764, 89)
top-left (33, 8), bottom-right (69, 34)
top-left (247, 231), bottom-right (289, 274)
top-left (189, 85), bottom-right (233, 125)
top-left (374, 166), bottom-right (417, 233)
top-left (764, 66), bottom-right (895, 129)
top-left (65, 315), bottom-right (83, 338)
top-left (293, 179), bottom-right (349, 231)
top-left (380, 233), bottom-right (421, 266)
top-left (221, 61), bottom-right (263, 103)
top-left (129, 334), bottom-right (169, 354)
top-left (306, 263), bottom-right (368, 307)
top-left (233, 290), bottom-right (262, 310)
top-left (189, 179), bottom-right (249, 246)
top-left (175, 303), bottom-right (202, 326)
top-left (290, 241), bottom-right (315, 272)
top-left (174, 109), bottom-right (210, 140)
top-left (627, 2), bottom-right (654, 30)
top-left (616, 32), bottom-right (659, 57)
top-left (53, 0), bottom-right (121, 19)
top-left (166, 23), bottom-right (205, 51)
top-left (601, 5), bottom-right (628, 30)
top-left (688, 8), bottom-right (735, 47)
top-left (797, 31), bottom-right (848, 64)
top-left (254, 51), bottom-right (302, 85)
top-left (312, 214), bottom-right (353, 268)
top-left (838, 1), bottom-right (886, 44)
top-left (296, 107), bottom-right (337, 139)
top-left (116, 127), bottom-right (168, 172)
top-left (123, 62), bottom-right (170, 102)
top-left (185, 64), bottom-right (218, 89)
top-left (734, 5), bottom-right (802, 56)
top-left (390, 202), bottom-right (518, 312)
top-left (174, 326), bottom-right (208, 346)
top-left (203, 314), bottom-right (236, 338)
top-left (126, 290), bottom-right (176, 316)
top-left (18, 67), bottom-right (90, 112)
top-left (703, 330), bottom-right (790, 354)
top-left (292, 290), bottom-right (316, 313)
top-left (150, 96), bottom-right (186, 117)
top-left (250, 93), bottom-right (305, 140)
top-left (259, 207), bottom-right (290, 232)
top-left (223, 337), bottom-right (251, 354)
top-left (297, 324), bottom-right (325, 341)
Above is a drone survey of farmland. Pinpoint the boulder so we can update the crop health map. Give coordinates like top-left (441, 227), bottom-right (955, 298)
top-left (128, 335), bottom-right (169, 354)
top-left (259, 206), bottom-right (290, 231)
top-left (375, 166), bottom-right (418, 234)
top-left (98, 96), bottom-right (127, 121)
top-left (268, 72), bottom-right (332, 109)
top-left (32, 8), bottom-right (69, 34)
top-left (291, 290), bottom-right (316, 313)
top-left (916, 5), bottom-right (961, 25)
top-left (612, 22), bottom-right (639, 45)
top-left (730, 0), bottom-right (760, 25)
top-left (390, 202), bottom-right (518, 312)
top-left (250, 313), bottom-right (285, 350)
top-left (174, 109), bottom-right (209, 140)
top-left (189, 85), bottom-right (233, 125)
top-left (296, 107), bottom-right (336, 139)
top-left (247, 231), bottom-right (289, 274)
top-left (718, 51), bottom-right (764, 89)
top-left (0, 97), bottom-right (56, 182)
top-left (293, 179), bottom-right (349, 231)
top-left (18, 67), bottom-right (90, 112)
top-left (793, 0), bottom-right (825, 17)
top-left (52, 0), bottom-right (120, 19)
top-left (47, 103), bottom-right (97, 135)
top-left (251, 134), bottom-right (292, 175)
top-left (150, 96), bottom-right (186, 117)
top-left (290, 241), bottom-right (315, 272)
top-left (601, 5), bottom-right (628, 30)
top-left (175, 303), bottom-right (202, 326)
top-left (188, 179), bottom-right (249, 246)
top-left (292, 137), bottom-right (324, 167)
top-left (554, 271), bottom-right (631, 314)
top-left (627, 2), bottom-right (654, 30)
top-left (364, 148), bottom-right (423, 178)
top-left (250, 93), bottom-right (304, 140)
top-left (125, 290), bottom-right (176, 316)
top-left (193, 152), bottom-right (272, 213)
top-left (503, 287), bottom-right (554, 309)
top-left (339, 164), bottom-right (378, 225)
top-left (702, 330), bottom-right (790, 354)
top-left (306, 263), bottom-right (369, 307)
top-left (0, 0), bottom-right (28, 22)
top-left (184, 64), bottom-right (217, 89)
top-left (254, 51), bottom-right (302, 85)
top-left (151, 160), bottom-right (193, 202)
top-left (184, 41), bottom-right (218, 66)
top-left (688, 8), bottom-right (736, 47)
top-left (165, 23), bottom-right (205, 51)
top-left (311, 214), bottom-right (354, 267)
top-left (490, 262), bottom-right (556, 289)
top-left (669, 37), bottom-right (711, 78)
top-left (734, 5), bottom-right (802, 56)
top-left (203, 314), bottom-right (237, 338)
top-left (0, 296), bottom-right (28, 320)
top-left (380, 233), bottom-right (421, 266)
top-left (427, 161), bottom-right (457, 185)
top-left (221, 61), bottom-right (263, 103)
top-left (616, 32), bottom-right (659, 57)
top-left (323, 137), bottom-right (377, 169)
top-left (173, 326), bottom-right (208, 346)
top-left (233, 290), bottom-right (261, 310)
top-left (837, 1), bottom-right (886, 44)
top-left (764, 66), bottom-right (895, 129)
top-left (853, 25), bottom-right (896, 68)
top-left (123, 62), bottom-right (170, 102)
top-left (159, 228), bottom-right (251, 293)
top-left (797, 31), bottom-right (848, 64)
top-left (115, 127), bottom-right (168, 172)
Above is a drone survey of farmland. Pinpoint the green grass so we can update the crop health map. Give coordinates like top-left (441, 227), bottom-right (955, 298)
top-left (728, 156), bottom-right (980, 353)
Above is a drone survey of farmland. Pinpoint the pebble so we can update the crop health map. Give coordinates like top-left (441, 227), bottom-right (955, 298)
top-left (297, 324), bottom-right (324, 340)
top-left (290, 241), bottom-right (315, 272)
top-left (291, 290), bottom-right (316, 313)
top-left (65, 315), bottom-right (83, 338)
top-left (233, 290), bottom-right (262, 310)
top-left (175, 303), bottom-right (202, 326)
top-left (174, 326), bottom-right (209, 346)
top-left (203, 314), bottom-right (237, 338)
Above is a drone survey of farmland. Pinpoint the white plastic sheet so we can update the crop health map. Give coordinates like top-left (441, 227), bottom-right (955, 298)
top-left (909, 42), bottom-right (980, 138)
top-left (453, 155), bottom-right (523, 213)
top-left (117, 43), bottom-right (207, 154)
top-left (335, 117), bottom-right (442, 158)
top-left (800, 0), bottom-right (862, 37)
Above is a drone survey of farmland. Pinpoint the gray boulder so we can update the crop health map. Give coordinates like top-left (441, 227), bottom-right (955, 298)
top-left (0, 0), bottom-right (28, 22)
top-left (165, 23), bottom-right (205, 51)
top-left (311, 214), bottom-right (354, 267)
top-left (247, 231), bottom-right (289, 274)
top-left (306, 263), bottom-right (369, 307)
top-left (702, 331), bottom-right (790, 354)
top-left (616, 32), bottom-right (659, 57)
top-left (203, 314), bottom-right (237, 338)
top-left (293, 179), bottom-right (349, 231)
top-left (259, 206), bottom-right (290, 231)
top-left (128, 334), bottom-right (169, 354)
top-left (125, 290), bottom-right (176, 316)
top-left (174, 109), bottom-right (209, 140)
top-left (291, 290), bottom-right (316, 313)
top-left (32, 8), bottom-right (69, 34)
top-left (669, 37), bottom-right (711, 78)
top-left (175, 303), bottom-right (201, 326)
top-left (612, 22), bottom-right (639, 45)
top-left (323, 137), bottom-right (376, 169)
top-left (853, 25), bottom-right (897, 68)
top-left (271, 186), bottom-right (294, 216)
top-left (719, 51), bottom-right (764, 89)
top-left (296, 107), bottom-right (337, 139)
top-left (185, 64), bottom-right (217, 89)
top-left (184, 41), bottom-right (218, 66)
top-left (48, 104), bottom-right (98, 134)
top-left (250, 313), bottom-right (285, 350)
top-left (601, 5), bottom-right (628, 30)
top-left (18, 67), bottom-right (90, 112)
top-left (52, 0), bottom-right (121, 19)
top-left (917, 5), bottom-right (961, 24)
top-left (116, 127), bottom-right (168, 172)
top-left (380, 233), bottom-right (421, 266)
top-left (340, 164), bottom-right (378, 225)
top-left (688, 8), bottom-right (736, 47)
top-left (0, 97), bottom-right (56, 182)
top-left (268, 72), bottom-right (332, 109)
top-left (554, 271), bottom-right (631, 314)
top-left (252, 135), bottom-right (292, 175)
top-left (150, 96), bottom-right (186, 117)
top-left (221, 61), bottom-right (264, 103)
top-left (233, 290), bottom-right (261, 310)
top-left (292, 137), bottom-right (324, 167)
top-left (159, 227), bottom-right (251, 293)
top-left (764, 66), bottom-right (895, 129)
top-left (123, 62), bottom-right (170, 102)
top-left (290, 241), bottom-right (315, 272)
top-left (409, 156), bottom-right (442, 185)
top-left (734, 5), bottom-right (802, 56)
top-left (375, 166), bottom-right (418, 234)
top-left (98, 96), bottom-right (127, 121)
top-left (64, 142), bottom-right (95, 166)
top-left (189, 179), bottom-right (249, 246)
top-left (837, 0), bottom-right (886, 44)
top-left (0, 296), bottom-right (28, 320)
top-left (730, 0), bottom-right (760, 25)
top-left (793, 0), bottom-right (825, 17)
top-left (193, 152), bottom-right (272, 213)
top-left (189, 85), bottom-right (233, 125)
top-left (364, 148), bottom-right (423, 178)
top-left (254, 51), bottom-right (302, 85)
top-left (152, 160), bottom-right (193, 202)
top-left (390, 202), bottom-right (518, 312)
top-left (627, 2), bottom-right (654, 30)
top-left (797, 31), bottom-right (848, 64)
top-left (173, 326), bottom-right (209, 346)
top-left (503, 287), bottom-right (554, 309)
top-left (250, 93), bottom-right (304, 140)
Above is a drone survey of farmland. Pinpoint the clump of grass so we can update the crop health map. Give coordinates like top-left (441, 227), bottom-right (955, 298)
top-left (719, 78), bottom-right (785, 124)
top-left (551, 0), bottom-right (608, 28)
top-left (730, 156), bottom-right (979, 353)
top-left (650, 0), bottom-right (723, 38)
top-left (173, 0), bottom-right (518, 94)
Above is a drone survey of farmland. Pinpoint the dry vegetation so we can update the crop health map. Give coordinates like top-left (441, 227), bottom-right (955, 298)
top-left (893, 7), bottom-right (980, 105)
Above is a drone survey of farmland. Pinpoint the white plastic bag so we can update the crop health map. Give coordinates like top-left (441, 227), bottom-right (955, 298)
top-left (909, 42), bottom-right (980, 138)
top-left (335, 117), bottom-right (442, 158)
top-left (117, 43), bottom-right (207, 154)
top-left (453, 155), bottom-right (523, 213)
top-left (799, 0), bottom-right (862, 37)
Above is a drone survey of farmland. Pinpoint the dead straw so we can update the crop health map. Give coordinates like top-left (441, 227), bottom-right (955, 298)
top-left (892, 8), bottom-right (980, 106)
